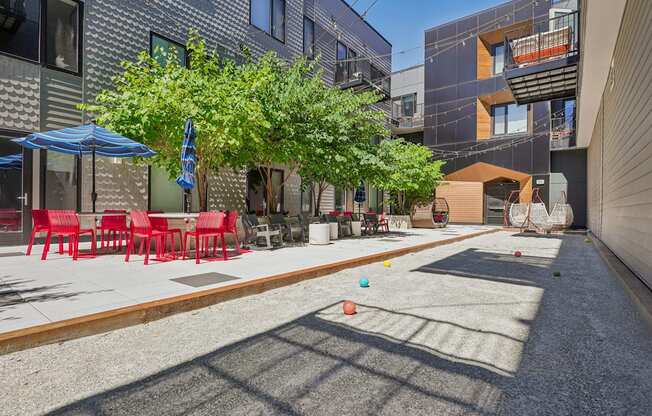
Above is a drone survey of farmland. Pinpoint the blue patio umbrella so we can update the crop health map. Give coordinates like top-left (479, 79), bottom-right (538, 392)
top-left (354, 181), bottom-right (366, 216)
top-left (0, 154), bottom-right (22, 171)
top-left (176, 118), bottom-right (196, 212)
top-left (13, 124), bottom-right (156, 212)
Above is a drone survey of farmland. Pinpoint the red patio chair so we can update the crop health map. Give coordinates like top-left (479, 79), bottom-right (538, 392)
top-left (378, 213), bottom-right (390, 233)
top-left (126, 211), bottom-right (166, 265)
top-left (223, 210), bottom-right (242, 255)
top-left (343, 211), bottom-right (353, 218)
top-left (41, 210), bottom-right (96, 261)
top-left (328, 210), bottom-right (341, 216)
top-left (147, 210), bottom-right (183, 258)
top-left (183, 211), bottom-right (227, 264)
top-left (26, 209), bottom-right (51, 256)
top-left (97, 209), bottom-right (128, 250)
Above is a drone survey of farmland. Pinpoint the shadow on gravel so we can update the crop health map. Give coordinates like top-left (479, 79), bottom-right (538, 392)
top-left (47, 302), bottom-right (508, 416)
top-left (412, 248), bottom-right (555, 287)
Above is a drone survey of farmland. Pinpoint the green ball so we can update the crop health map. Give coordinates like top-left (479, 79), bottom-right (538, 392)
top-left (584, 238), bottom-right (591, 243)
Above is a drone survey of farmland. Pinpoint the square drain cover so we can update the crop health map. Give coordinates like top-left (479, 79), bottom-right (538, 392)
top-left (171, 273), bottom-right (240, 288)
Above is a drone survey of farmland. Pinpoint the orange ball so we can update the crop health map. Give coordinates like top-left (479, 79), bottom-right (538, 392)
top-left (514, 251), bottom-right (522, 257)
top-left (343, 301), bottom-right (357, 315)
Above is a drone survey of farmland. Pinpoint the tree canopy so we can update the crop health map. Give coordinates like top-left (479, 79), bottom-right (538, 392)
top-left (83, 32), bottom-right (441, 215)
top-left (372, 139), bottom-right (445, 215)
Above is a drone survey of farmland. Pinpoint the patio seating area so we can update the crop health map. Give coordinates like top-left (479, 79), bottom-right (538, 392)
top-left (0, 224), bottom-right (494, 335)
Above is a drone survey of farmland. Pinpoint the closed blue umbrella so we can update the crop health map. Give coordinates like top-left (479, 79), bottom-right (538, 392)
top-left (354, 181), bottom-right (366, 216)
top-left (176, 118), bottom-right (196, 212)
top-left (13, 124), bottom-right (156, 212)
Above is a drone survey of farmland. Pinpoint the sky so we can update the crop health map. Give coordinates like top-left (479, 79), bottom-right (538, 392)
top-left (349, 0), bottom-right (508, 72)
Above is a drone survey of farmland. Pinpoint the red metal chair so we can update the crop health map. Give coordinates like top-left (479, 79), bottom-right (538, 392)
top-left (328, 210), bottom-right (341, 216)
top-left (97, 209), bottom-right (128, 250)
top-left (147, 210), bottom-right (183, 258)
top-left (378, 213), bottom-right (390, 233)
top-left (223, 210), bottom-right (242, 255)
top-left (183, 211), bottom-right (226, 264)
top-left (126, 211), bottom-right (166, 265)
top-left (41, 210), bottom-right (96, 261)
top-left (343, 211), bottom-right (353, 218)
top-left (26, 209), bottom-right (51, 256)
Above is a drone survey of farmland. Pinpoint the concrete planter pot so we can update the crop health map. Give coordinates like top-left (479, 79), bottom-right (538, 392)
top-left (386, 215), bottom-right (412, 230)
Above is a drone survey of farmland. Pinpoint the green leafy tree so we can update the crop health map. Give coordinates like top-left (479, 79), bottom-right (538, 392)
top-left (236, 54), bottom-right (388, 214)
top-left (82, 33), bottom-right (262, 211)
top-left (372, 138), bottom-right (445, 215)
top-left (296, 87), bottom-right (389, 215)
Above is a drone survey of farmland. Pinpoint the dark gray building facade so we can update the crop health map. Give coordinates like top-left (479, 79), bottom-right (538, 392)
top-left (0, 0), bottom-right (391, 245)
top-left (423, 0), bottom-right (584, 226)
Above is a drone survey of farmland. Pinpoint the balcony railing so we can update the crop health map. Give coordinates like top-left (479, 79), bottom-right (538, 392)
top-left (550, 115), bottom-right (576, 149)
top-left (505, 10), bottom-right (579, 70)
top-left (391, 103), bottom-right (424, 130)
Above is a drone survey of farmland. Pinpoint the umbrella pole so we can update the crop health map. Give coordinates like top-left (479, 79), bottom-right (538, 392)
top-left (91, 147), bottom-right (97, 213)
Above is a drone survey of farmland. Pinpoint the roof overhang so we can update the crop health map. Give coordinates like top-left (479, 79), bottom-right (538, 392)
top-left (576, 0), bottom-right (627, 148)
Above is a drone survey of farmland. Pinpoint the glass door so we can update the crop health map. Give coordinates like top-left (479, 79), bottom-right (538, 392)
top-left (0, 136), bottom-right (32, 245)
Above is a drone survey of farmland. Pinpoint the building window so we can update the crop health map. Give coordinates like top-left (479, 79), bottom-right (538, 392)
top-left (334, 187), bottom-right (346, 212)
top-left (45, 0), bottom-right (81, 74)
top-left (300, 180), bottom-right (312, 213)
top-left (492, 43), bottom-right (505, 75)
top-left (392, 94), bottom-right (416, 118)
top-left (348, 48), bottom-right (357, 78)
top-left (0, 0), bottom-right (40, 62)
top-left (250, 0), bottom-right (285, 42)
top-left (150, 32), bottom-right (187, 67)
top-left (45, 152), bottom-right (77, 209)
top-left (303, 16), bottom-right (314, 58)
top-left (335, 41), bottom-right (348, 83)
top-left (492, 103), bottom-right (529, 135)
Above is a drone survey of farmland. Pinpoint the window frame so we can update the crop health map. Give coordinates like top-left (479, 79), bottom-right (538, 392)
top-left (303, 16), bottom-right (315, 59)
top-left (335, 40), bottom-right (349, 83)
top-left (0, 0), bottom-right (84, 75)
top-left (43, 0), bottom-right (83, 76)
top-left (149, 31), bottom-right (188, 68)
top-left (491, 103), bottom-right (530, 137)
top-left (249, 0), bottom-right (286, 44)
top-left (0, 0), bottom-right (41, 64)
top-left (492, 42), bottom-right (505, 75)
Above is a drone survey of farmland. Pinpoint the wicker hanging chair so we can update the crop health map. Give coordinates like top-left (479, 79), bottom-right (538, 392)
top-left (411, 198), bottom-right (449, 228)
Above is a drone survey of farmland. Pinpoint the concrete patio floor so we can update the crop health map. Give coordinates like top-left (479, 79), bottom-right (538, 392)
top-left (0, 225), bottom-right (492, 334)
top-left (1, 231), bottom-right (650, 415)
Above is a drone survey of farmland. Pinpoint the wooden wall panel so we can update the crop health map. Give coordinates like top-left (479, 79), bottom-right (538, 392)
top-left (477, 38), bottom-right (492, 80)
top-left (436, 181), bottom-right (484, 224)
top-left (476, 98), bottom-right (491, 139)
top-left (586, 0), bottom-right (652, 289)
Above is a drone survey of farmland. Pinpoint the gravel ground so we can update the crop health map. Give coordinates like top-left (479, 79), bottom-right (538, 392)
top-left (1, 231), bottom-right (651, 415)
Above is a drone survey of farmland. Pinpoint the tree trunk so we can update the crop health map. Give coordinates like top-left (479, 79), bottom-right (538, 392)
top-left (313, 180), bottom-right (327, 216)
top-left (196, 168), bottom-right (208, 212)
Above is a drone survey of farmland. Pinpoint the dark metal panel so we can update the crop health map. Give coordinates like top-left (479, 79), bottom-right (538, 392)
top-left (514, 0), bottom-right (533, 22)
top-left (551, 148), bottom-right (587, 227)
top-left (478, 9), bottom-right (497, 32)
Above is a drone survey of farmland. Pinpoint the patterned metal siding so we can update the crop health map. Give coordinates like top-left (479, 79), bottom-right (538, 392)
top-left (0, 56), bottom-right (40, 132)
top-left (80, 0), bottom-right (390, 212)
top-left (587, 106), bottom-right (602, 237)
top-left (587, 0), bottom-right (652, 288)
top-left (40, 69), bottom-right (83, 131)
